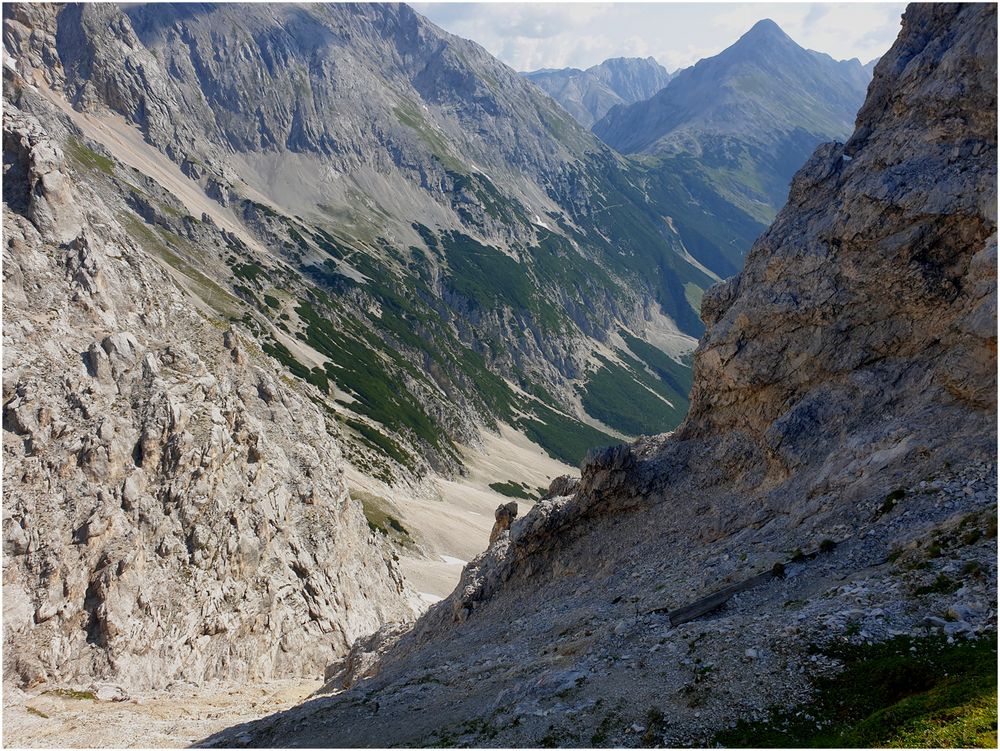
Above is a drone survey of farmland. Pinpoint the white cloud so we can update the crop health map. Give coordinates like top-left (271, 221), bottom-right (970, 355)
top-left (414, 2), bottom-right (907, 72)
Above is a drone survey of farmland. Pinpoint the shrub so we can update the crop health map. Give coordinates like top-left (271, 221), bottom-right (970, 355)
top-left (915, 573), bottom-right (960, 596)
top-left (880, 487), bottom-right (906, 516)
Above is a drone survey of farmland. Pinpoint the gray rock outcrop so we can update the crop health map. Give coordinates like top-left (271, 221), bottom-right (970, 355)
top-left (523, 57), bottom-right (672, 128)
top-left (488, 501), bottom-right (518, 544)
top-left (2, 105), bottom-right (415, 690)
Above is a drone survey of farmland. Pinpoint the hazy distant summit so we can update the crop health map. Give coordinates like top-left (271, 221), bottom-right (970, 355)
top-left (523, 56), bottom-right (672, 128)
top-left (593, 17), bottom-right (872, 230)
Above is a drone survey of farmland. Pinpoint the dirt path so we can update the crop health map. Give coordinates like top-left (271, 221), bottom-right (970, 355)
top-left (3, 679), bottom-right (321, 748)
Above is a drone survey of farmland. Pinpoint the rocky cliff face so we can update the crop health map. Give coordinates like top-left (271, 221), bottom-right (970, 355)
top-left (523, 57), bottom-right (672, 128)
top-left (683, 1), bottom-right (997, 490)
top-left (2, 101), bottom-right (414, 690)
top-left (208, 5), bottom-right (996, 746)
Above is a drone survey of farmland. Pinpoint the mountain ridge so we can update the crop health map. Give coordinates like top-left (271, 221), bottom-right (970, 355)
top-left (4, 1), bottom-right (720, 484)
top-left (523, 56), bottom-right (673, 128)
top-left (593, 16), bottom-right (874, 274)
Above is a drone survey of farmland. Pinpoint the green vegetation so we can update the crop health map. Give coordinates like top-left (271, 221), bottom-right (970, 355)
top-left (639, 153), bottom-right (767, 280)
top-left (489, 481), bottom-right (536, 500)
top-left (684, 282), bottom-right (705, 314)
top-left (354, 491), bottom-right (413, 546)
top-left (619, 331), bottom-right (694, 398)
top-left (120, 214), bottom-right (242, 318)
top-left (581, 353), bottom-right (687, 436)
top-left (439, 231), bottom-right (562, 329)
top-left (294, 300), bottom-right (455, 459)
top-left (343, 417), bottom-right (414, 471)
top-left (393, 101), bottom-right (466, 172)
top-left (288, 226), bottom-right (620, 472)
top-left (591, 710), bottom-right (619, 746)
top-left (26, 706), bottom-right (50, 719)
top-left (914, 573), bottom-right (960, 596)
top-left (880, 487), bottom-right (907, 516)
top-left (231, 261), bottom-right (268, 286)
top-left (517, 401), bottom-right (616, 466)
top-left (642, 707), bottom-right (666, 746)
top-left (66, 137), bottom-right (115, 175)
top-left (716, 634), bottom-right (998, 748)
top-left (260, 337), bottom-right (329, 394)
top-left (43, 688), bottom-right (97, 701)
top-left (447, 169), bottom-right (528, 226)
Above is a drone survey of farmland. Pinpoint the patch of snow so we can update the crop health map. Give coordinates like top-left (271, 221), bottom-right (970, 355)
top-left (532, 214), bottom-right (551, 230)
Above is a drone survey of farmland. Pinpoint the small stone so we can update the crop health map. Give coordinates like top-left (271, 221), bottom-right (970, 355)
top-left (946, 604), bottom-right (976, 622)
top-left (944, 621), bottom-right (974, 637)
top-left (95, 684), bottom-right (128, 702)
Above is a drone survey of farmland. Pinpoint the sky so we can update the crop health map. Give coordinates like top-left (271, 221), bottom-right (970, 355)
top-left (412, 3), bottom-right (908, 73)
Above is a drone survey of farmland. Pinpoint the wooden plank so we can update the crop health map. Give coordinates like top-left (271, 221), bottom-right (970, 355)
top-left (644, 570), bottom-right (777, 623)
top-left (644, 541), bottom-right (840, 626)
top-left (667, 570), bottom-right (775, 625)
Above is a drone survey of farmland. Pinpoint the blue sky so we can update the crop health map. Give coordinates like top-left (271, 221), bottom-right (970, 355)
top-left (413, 3), bottom-right (907, 72)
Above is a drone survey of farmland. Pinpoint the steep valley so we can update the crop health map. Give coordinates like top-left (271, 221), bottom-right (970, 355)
top-left (203, 3), bottom-right (995, 747)
top-left (2, 1), bottom-right (997, 748)
top-left (1, 0), bottom-right (716, 636)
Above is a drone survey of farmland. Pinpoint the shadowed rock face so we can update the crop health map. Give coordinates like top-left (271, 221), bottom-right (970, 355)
top-left (201, 5), bottom-right (996, 747)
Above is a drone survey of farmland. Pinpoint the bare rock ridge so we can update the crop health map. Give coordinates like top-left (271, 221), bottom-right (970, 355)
top-left (206, 4), bottom-right (996, 746)
top-left (2, 102), bottom-right (414, 689)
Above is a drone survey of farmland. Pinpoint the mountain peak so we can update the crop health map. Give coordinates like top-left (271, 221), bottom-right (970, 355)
top-left (735, 18), bottom-right (796, 48)
top-left (746, 18), bottom-right (784, 36)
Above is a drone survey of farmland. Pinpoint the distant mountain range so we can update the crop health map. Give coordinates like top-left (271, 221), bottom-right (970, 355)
top-left (519, 22), bottom-right (874, 279)
top-left (593, 20), bottom-right (873, 274)
top-left (523, 57), bottom-right (673, 128)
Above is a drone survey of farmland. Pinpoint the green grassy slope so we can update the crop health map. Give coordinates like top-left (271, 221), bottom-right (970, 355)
top-left (716, 634), bottom-right (998, 748)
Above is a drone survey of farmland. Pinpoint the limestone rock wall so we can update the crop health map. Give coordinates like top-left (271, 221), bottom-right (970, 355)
top-left (685, 2), bottom-right (997, 477)
top-left (2, 105), bottom-right (414, 690)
